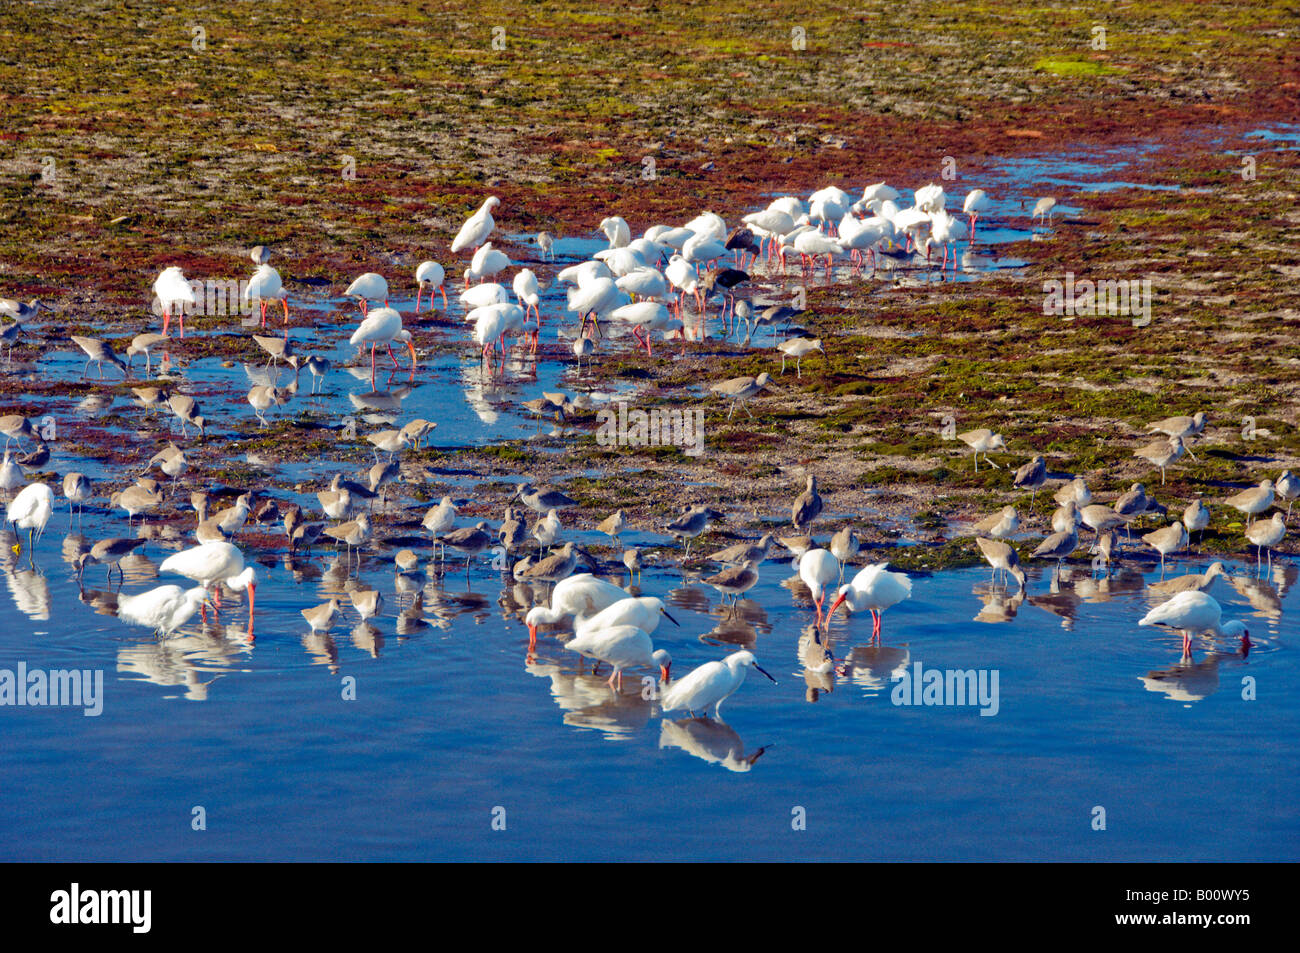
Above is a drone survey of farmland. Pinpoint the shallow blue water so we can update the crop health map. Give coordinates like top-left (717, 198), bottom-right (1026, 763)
top-left (0, 516), bottom-right (1294, 861)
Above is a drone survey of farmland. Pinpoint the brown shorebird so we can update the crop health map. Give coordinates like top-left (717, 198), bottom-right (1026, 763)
top-left (126, 333), bottom-right (170, 377)
top-left (349, 588), bottom-right (383, 621)
top-left (1224, 480), bottom-right (1275, 526)
top-left (710, 372), bottom-right (779, 420)
top-left (248, 384), bottom-right (287, 428)
top-left (0, 415), bottom-right (33, 452)
top-left (704, 560), bottom-right (760, 604)
top-left (1113, 483), bottom-right (1149, 534)
top-left (62, 472), bottom-right (91, 520)
top-left (252, 334), bottom-right (293, 368)
top-left (791, 474), bottom-right (823, 533)
top-left (302, 598), bottom-right (340, 633)
top-left (521, 541), bottom-right (577, 583)
top-left (1147, 411), bottom-right (1207, 460)
top-left (1030, 527), bottom-right (1078, 579)
top-left (597, 509), bottom-right (626, 547)
top-left (776, 337), bottom-right (824, 378)
top-left (1013, 455), bottom-right (1047, 504)
top-left (76, 537), bottom-right (148, 584)
top-left (1245, 512), bottom-right (1286, 572)
top-left (830, 526), bottom-right (859, 581)
top-left (111, 484), bottom-right (162, 527)
top-left (1141, 523), bottom-right (1188, 572)
top-left (1182, 498), bottom-right (1211, 545)
top-left (290, 521), bottom-right (324, 555)
top-left (499, 507), bottom-right (528, 554)
top-left (1080, 504), bottom-right (1126, 549)
top-left (17, 442), bottom-right (48, 469)
top-left (623, 547), bottom-right (642, 583)
top-left (975, 537), bottom-right (1026, 590)
top-left (1134, 436), bottom-right (1184, 485)
top-left (70, 336), bottom-right (128, 379)
top-left (1051, 500), bottom-right (1081, 535)
top-left (664, 504), bottom-right (722, 560)
top-left (973, 506), bottom-right (1019, 539)
top-left (168, 394), bottom-right (205, 438)
top-left (708, 533), bottom-right (775, 567)
top-left (368, 458), bottom-right (400, 509)
top-left (324, 513), bottom-right (372, 566)
top-left (442, 522), bottom-right (494, 571)
top-left (1276, 470), bottom-right (1299, 518)
top-left (1054, 477), bottom-right (1092, 508)
top-left (1149, 561), bottom-right (1226, 597)
top-left (958, 429), bottom-right (1005, 472)
top-left (316, 484), bottom-right (352, 523)
top-left (399, 419), bottom-right (436, 449)
top-left (515, 483), bottom-right (576, 513)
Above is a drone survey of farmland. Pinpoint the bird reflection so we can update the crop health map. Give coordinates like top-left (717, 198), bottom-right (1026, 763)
top-left (972, 582), bottom-right (1024, 623)
top-left (665, 583), bottom-right (712, 616)
top-left (1138, 652), bottom-right (1241, 704)
top-left (1229, 575), bottom-right (1282, 625)
top-left (840, 644), bottom-right (910, 695)
top-left (525, 656), bottom-right (654, 740)
top-left (5, 566), bottom-right (50, 620)
top-left (116, 626), bottom-right (247, 701)
top-left (351, 621), bottom-right (383, 657)
top-left (799, 623), bottom-right (836, 701)
top-left (1027, 572), bottom-right (1082, 629)
top-left (301, 631), bottom-right (341, 674)
top-left (658, 718), bottom-right (767, 772)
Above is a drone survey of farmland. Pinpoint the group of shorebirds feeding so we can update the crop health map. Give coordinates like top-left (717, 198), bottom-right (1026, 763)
top-left (0, 177), bottom-right (1289, 715)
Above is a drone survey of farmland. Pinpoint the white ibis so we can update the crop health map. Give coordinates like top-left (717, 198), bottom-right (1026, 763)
top-left (153, 267), bottom-right (196, 338)
top-left (415, 261), bottom-right (447, 311)
top-left (827, 563), bottom-right (913, 639)
top-left (349, 307), bottom-right (415, 384)
top-left (244, 263), bottom-right (289, 329)
top-left (344, 273), bottom-right (389, 316)
top-left (158, 540), bottom-right (257, 635)
top-left (1139, 590), bottom-right (1249, 655)
top-left (450, 195), bottom-right (500, 255)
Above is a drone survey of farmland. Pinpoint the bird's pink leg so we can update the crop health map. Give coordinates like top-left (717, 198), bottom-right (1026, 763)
top-left (415, 288), bottom-right (423, 313)
top-left (370, 344), bottom-right (377, 385)
top-left (161, 307), bottom-right (170, 336)
top-left (440, 286), bottom-right (448, 308)
top-left (387, 343), bottom-right (399, 368)
top-left (281, 298), bottom-right (290, 326)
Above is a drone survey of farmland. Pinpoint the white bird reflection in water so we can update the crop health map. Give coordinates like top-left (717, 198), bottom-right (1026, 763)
top-left (525, 656), bottom-right (655, 740)
top-left (659, 718), bottom-right (768, 772)
top-left (840, 644), bottom-right (911, 696)
top-left (116, 625), bottom-right (249, 701)
top-left (5, 565), bottom-right (51, 620)
top-left (1139, 650), bottom-right (1248, 706)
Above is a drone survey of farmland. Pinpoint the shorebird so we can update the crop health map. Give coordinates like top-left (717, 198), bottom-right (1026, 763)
top-left (705, 561), bottom-right (760, 604)
top-left (365, 429), bottom-right (409, 461)
top-left (976, 537), bottom-right (1026, 590)
top-left (536, 231), bottom-right (554, 261)
top-left (1148, 561), bottom-right (1226, 597)
top-left (62, 472), bottom-right (91, 521)
top-left (111, 484), bottom-right (162, 527)
top-left (125, 333), bottom-right (169, 377)
top-left (1080, 504), bottom-right (1126, 550)
top-left (498, 506), bottom-right (528, 555)
top-left (664, 504), bottom-right (722, 560)
top-left (1114, 483), bottom-right (1149, 534)
top-left (1013, 455), bottom-right (1046, 504)
top-left (368, 459), bottom-right (400, 508)
top-left (1054, 477), bottom-right (1092, 508)
top-left (0, 415), bottom-right (32, 452)
top-left (70, 336), bottom-right (127, 379)
top-left (623, 548), bottom-right (642, 583)
top-left (1030, 527), bottom-right (1078, 579)
top-left (827, 563), bottom-right (913, 640)
top-left (1224, 480), bottom-right (1275, 526)
top-left (958, 429), bottom-right (1005, 472)
top-left (252, 334), bottom-right (293, 368)
top-left (302, 599), bottom-right (341, 634)
top-left (17, 442), bottom-right (48, 469)
top-left (349, 588), bottom-right (384, 621)
top-left (659, 650), bottom-right (776, 719)
top-left (1134, 436), bottom-right (1184, 485)
top-left (1182, 498), bottom-right (1211, 545)
top-left (0, 297), bottom-right (50, 324)
top-left (399, 419), bottom-right (436, 450)
top-left (1139, 591), bottom-right (1249, 655)
top-left (710, 373), bottom-right (779, 420)
top-left (597, 510), bottom-right (626, 548)
top-left (76, 537), bottom-right (148, 584)
top-left (791, 474), bottom-right (823, 533)
top-left (531, 508), bottom-right (562, 555)
top-left (303, 355), bottom-right (331, 394)
top-left (1141, 522), bottom-right (1188, 572)
top-left (972, 505), bottom-right (1018, 539)
top-left (167, 394), bottom-right (205, 438)
top-left (1051, 500), bottom-right (1081, 534)
top-left (1032, 197), bottom-right (1057, 226)
top-left (515, 483), bottom-right (576, 513)
top-left (1276, 470), bottom-right (1300, 519)
top-left (247, 384), bottom-right (285, 427)
top-left (707, 534), bottom-right (775, 567)
top-left (1245, 512), bottom-right (1286, 572)
top-left (0, 321), bottom-right (20, 363)
top-left (525, 540), bottom-right (578, 584)
top-left (829, 526), bottom-right (859, 580)
top-left (324, 513), bottom-right (372, 566)
top-left (776, 337), bottom-right (823, 378)
top-left (423, 496), bottom-right (458, 558)
top-left (441, 522), bottom-right (493, 570)
top-left (1147, 412), bottom-right (1207, 461)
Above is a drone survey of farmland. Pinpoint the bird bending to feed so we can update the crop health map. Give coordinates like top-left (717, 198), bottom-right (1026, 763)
top-left (827, 563), bottom-right (913, 639)
top-left (117, 585), bottom-right (214, 636)
top-left (976, 537), bottom-right (1026, 590)
top-left (564, 624), bottom-right (671, 691)
top-left (302, 599), bottom-right (341, 634)
top-left (344, 273), bottom-right (389, 316)
top-left (659, 650), bottom-right (777, 720)
top-left (153, 266), bottom-right (196, 337)
top-left (1139, 591), bottom-right (1249, 656)
top-left (158, 540), bottom-right (257, 635)
top-left (349, 307), bottom-right (415, 385)
top-left (70, 336), bottom-right (128, 380)
top-left (799, 547), bottom-right (841, 624)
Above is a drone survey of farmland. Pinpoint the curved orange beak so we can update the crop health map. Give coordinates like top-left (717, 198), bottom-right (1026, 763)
top-left (659, 661), bottom-right (671, 683)
top-left (825, 592), bottom-right (848, 628)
